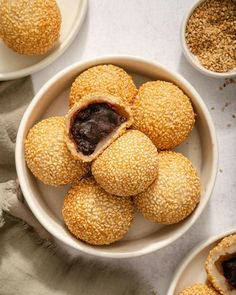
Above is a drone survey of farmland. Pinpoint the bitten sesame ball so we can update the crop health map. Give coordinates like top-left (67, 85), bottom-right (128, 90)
top-left (69, 64), bottom-right (137, 108)
top-left (65, 94), bottom-right (133, 162)
top-left (25, 117), bottom-right (89, 186)
top-left (0, 0), bottom-right (61, 55)
top-left (205, 234), bottom-right (236, 295)
top-left (92, 130), bottom-right (159, 197)
top-left (134, 151), bottom-right (200, 224)
top-left (62, 177), bottom-right (134, 245)
top-left (132, 81), bottom-right (195, 150)
top-left (179, 284), bottom-right (220, 295)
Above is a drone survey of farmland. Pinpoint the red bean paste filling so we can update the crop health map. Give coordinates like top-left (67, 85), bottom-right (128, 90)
top-left (71, 103), bottom-right (126, 155)
top-left (222, 256), bottom-right (236, 288)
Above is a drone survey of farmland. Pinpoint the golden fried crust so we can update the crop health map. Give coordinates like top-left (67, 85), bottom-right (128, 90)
top-left (134, 151), bottom-right (200, 224)
top-left (69, 64), bottom-right (137, 108)
top-left (62, 177), bottom-right (134, 245)
top-left (25, 117), bottom-right (89, 186)
top-left (92, 130), bottom-right (159, 197)
top-left (179, 284), bottom-right (220, 295)
top-left (65, 94), bottom-right (133, 162)
top-left (205, 234), bottom-right (236, 295)
top-left (133, 81), bottom-right (195, 150)
top-left (0, 0), bottom-right (61, 55)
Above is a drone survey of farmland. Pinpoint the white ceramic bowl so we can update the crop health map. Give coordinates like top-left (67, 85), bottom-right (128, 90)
top-left (181, 0), bottom-right (236, 78)
top-left (16, 56), bottom-right (218, 258)
top-left (0, 0), bottom-right (88, 81)
top-left (167, 228), bottom-right (236, 295)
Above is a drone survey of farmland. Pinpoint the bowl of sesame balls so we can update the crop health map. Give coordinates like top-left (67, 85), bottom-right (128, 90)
top-left (167, 229), bottom-right (236, 295)
top-left (181, 0), bottom-right (236, 78)
top-left (16, 56), bottom-right (218, 258)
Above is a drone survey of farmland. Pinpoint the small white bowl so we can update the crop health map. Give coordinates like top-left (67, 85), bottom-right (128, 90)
top-left (167, 228), bottom-right (236, 295)
top-left (181, 0), bottom-right (236, 78)
top-left (0, 0), bottom-right (88, 81)
top-left (15, 56), bottom-right (218, 258)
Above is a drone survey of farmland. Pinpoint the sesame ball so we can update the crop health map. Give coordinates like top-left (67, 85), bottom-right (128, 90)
top-left (25, 117), bottom-right (89, 186)
top-left (69, 64), bottom-right (137, 108)
top-left (179, 284), bottom-right (220, 295)
top-left (92, 130), bottom-right (159, 197)
top-left (134, 151), bottom-right (200, 224)
top-left (62, 177), bottom-right (134, 245)
top-left (65, 94), bottom-right (133, 162)
top-left (205, 234), bottom-right (236, 295)
top-left (0, 0), bottom-right (61, 55)
top-left (133, 81), bottom-right (195, 150)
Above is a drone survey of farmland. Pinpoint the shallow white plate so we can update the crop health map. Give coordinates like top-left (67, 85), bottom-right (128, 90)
top-left (167, 228), bottom-right (236, 295)
top-left (16, 56), bottom-right (218, 258)
top-left (0, 0), bottom-right (88, 81)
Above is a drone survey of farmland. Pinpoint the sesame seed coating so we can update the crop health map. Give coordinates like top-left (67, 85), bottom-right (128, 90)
top-left (0, 0), bottom-right (61, 55)
top-left (62, 177), bottom-right (134, 245)
top-left (69, 64), bottom-right (137, 108)
top-left (25, 117), bottom-right (89, 186)
top-left (179, 284), bottom-right (220, 295)
top-left (205, 234), bottom-right (236, 295)
top-left (133, 81), bottom-right (195, 150)
top-left (134, 151), bottom-right (200, 224)
top-left (92, 130), bottom-right (159, 197)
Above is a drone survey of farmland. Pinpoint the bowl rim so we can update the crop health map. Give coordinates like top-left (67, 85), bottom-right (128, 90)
top-left (0, 0), bottom-right (88, 81)
top-left (15, 55), bottom-right (219, 258)
top-left (180, 0), bottom-right (236, 78)
top-left (167, 227), bottom-right (236, 295)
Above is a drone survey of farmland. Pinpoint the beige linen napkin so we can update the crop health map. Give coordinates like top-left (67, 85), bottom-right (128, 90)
top-left (0, 78), bottom-right (156, 295)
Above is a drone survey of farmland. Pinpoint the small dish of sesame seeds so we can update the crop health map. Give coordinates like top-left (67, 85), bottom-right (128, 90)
top-left (181, 0), bottom-right (236, 78)
top-left (0, 0), bottom-right (88, 81)
top-left (15, 56), bottom-right (218, 258)
top-left (167, 228), bottom-right (236, 295)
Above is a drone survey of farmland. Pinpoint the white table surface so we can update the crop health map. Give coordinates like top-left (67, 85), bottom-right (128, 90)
top-left (31, 1), bottom-right (236, 294)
